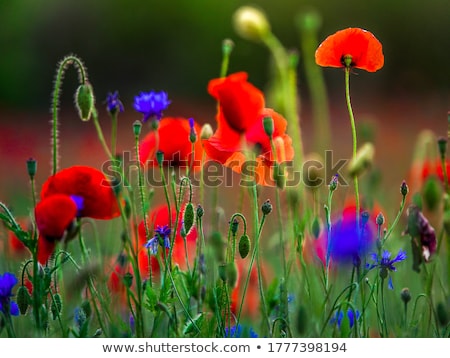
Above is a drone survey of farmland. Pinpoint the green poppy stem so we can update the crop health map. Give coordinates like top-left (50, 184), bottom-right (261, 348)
top-left (344, 66), bottom-right (360, 227)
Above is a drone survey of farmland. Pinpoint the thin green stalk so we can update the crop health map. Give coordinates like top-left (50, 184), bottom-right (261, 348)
top-left (383, 193), bottom-right (406, 244)
top-left (380, 277), bottom-right (388, 337)
top-left (111, 112), bottom-right (118, 159)
top-left (344, 66), bottom-right (360, 226)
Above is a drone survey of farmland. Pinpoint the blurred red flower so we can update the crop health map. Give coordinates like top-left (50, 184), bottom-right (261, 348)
top-left (315, 28), bottom-right (384, 72)
top-left (36, 165), bottom-right (121, 263)
top-left (40, 165), bottom-right (121, 220)
top-left (139, 117), bottom-right (204, 171)
top-left (203, 72), bottom-right (294, 186)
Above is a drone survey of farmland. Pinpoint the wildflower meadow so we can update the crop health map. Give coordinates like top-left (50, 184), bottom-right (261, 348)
top-left (0, 4), bottom-right (449, 341)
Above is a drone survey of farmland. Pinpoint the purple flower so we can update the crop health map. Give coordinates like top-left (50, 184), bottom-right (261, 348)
top-left (367, 249), bottom-right (407, 289)
top-left (331, 308), bottom-right (360, 329)
top-left (224, 324), bottom-right (243, 338)
top-left (327, 210), bottom-right (376, 266)
top-left (0, 272), bottom-right (20, 316)
top-left (105, 91), bottom-right (124, 114)
top-left (133, 91), bottom-right (171, 122)
top-left (144, 225), bottom-right (171, 255)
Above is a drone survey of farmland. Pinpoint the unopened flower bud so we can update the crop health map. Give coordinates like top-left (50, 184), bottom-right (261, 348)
top-left (261, 199), bottom-right (273, 215)
top-left (123, 272), bottom-right (133, 288)
top-left (230, 218), bottom-right (239, 236)
top-left (329, 174), bottom-right (339, 192)
top-left (232, 6), bottom-right (271, 42)
top-left (200, 123), bottom-right (213, 140)
top-left (222, 39), bottom-right (235, 58)
top-left (348, 142), bottom-right (375, 177)
top-left (133, 120), bottom-right (142, 137)
top-left (238, 234), bottom-right (250, 259)
top-left (400, 288), bottom-right (411, 304)
top-left (400, 180), bottom-right (409, 197)
top-left (196, 204), bottom-right (204, 218)
top-left (376, 212), bottom-right (385, 226)
top-left (188, 117), bottom-right (197, 143)
top-left (27, 157), bottom-right (37, 179)
top-left (156, 150), bottom-right (164, 166)
top-left (16, 285), bottom-right (31, 315)
top-left (183, 202), bottom-right (195, 235)
top-left (263, 116), bottom-right (274, 137)
top-left (75, 82), bottom-right (94, 122)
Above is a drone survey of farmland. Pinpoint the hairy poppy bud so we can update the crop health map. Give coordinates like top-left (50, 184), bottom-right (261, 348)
top-left (263, 116), bottom-right (274, 137)
top-left (238, 234), bottom-right (250, 258)
top-left (400, 288), bottom-right (411, 304)
top-left (75, 82), bottom-right (94, 122)
top-left (16, 285), bottom-right (31, 315)
top-left (27, 158), bottom-right (37, 179)
top-left (183, 202), bottom-right (195, 235)
top-left (196, 204), bottom-right (204, 218)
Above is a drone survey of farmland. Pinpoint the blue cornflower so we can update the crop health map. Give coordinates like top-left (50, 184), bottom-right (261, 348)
top-left (330, 308), bottom-right (360, 329)
top-left (326, 209), bottom-right (376, 266)
top-left (105, 91), bottom-right (124, 114)
top-left (133, 90), bottom-right (171, 122)
top-left (144, 225), bottom-right (171, 255)
top-left (367, 249), bottom-right (407, 289)
top-left (224, 324), bottom-right (243, 338)
top-left (0, 272), bottom-right (20, 316)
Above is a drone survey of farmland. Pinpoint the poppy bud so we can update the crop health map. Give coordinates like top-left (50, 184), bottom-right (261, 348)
top-left (226, 262), bottom-right (238, 288)
top-left (311, 216), bottom-right (321, 239)
top-left (133, 120), bottom-right (142, 137)
top-left (200, 124), bottom-right (213, 140)
top-left (238, 234), bottom-right (250, 258)
top-left (156, 151), bottom-right (164, 166)
top-left (261, 199), bottom-right (273, 215)
top-left (123, 272), bottom-right (133, 288)
top-left (183, 202), bottom-right (195, 235)
top-left (263, 116), bottom-right (274, 138)
top-left (232, 6), bottom-right (271, 42)
top-left (347, 142), bottom-right (375, 178)
top-left (16, 285), bottom-right (31, 315)
top-left (75, 82), bottom-right (94, 122)
top-left (27, 157), bottom-right (37, 179)
top-left (222, 38), bottom-right (234, 57)
top-left (51, 293), bottom-right (63, 320)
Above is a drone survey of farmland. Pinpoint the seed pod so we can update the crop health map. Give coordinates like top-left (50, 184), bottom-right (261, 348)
top-left (238, 234), bottom-right (250, 258)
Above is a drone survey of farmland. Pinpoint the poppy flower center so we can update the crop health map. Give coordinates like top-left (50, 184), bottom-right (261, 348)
top-left (341, 54), bottom-right (354, 68)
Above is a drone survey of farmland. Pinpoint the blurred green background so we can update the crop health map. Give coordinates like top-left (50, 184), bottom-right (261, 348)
top-left (0, 0), bottom-right (448, 112)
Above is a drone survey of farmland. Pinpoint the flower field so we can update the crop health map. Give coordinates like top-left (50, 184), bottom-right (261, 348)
top-left (0, 5), bottom-right (448, 339)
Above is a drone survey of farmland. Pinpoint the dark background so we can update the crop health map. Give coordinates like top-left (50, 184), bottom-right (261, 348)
top-left (0, 0), bottom-right (448, 111)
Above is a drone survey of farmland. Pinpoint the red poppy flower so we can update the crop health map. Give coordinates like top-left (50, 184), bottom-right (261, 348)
top-left (35, 194), bottom-right (79, 263)
top-left (137, 205), bottom-right (197, 281)
top-left (107, 254), bottom-right (131, 307)
top-left (203, 72), bottom-right (294, 186)
top-left (315, 28), bottom-right (384, 72)
top-left (139, 117), bottom-right (204, 171)
top-left (40, 165), bottom-right (121, 220)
